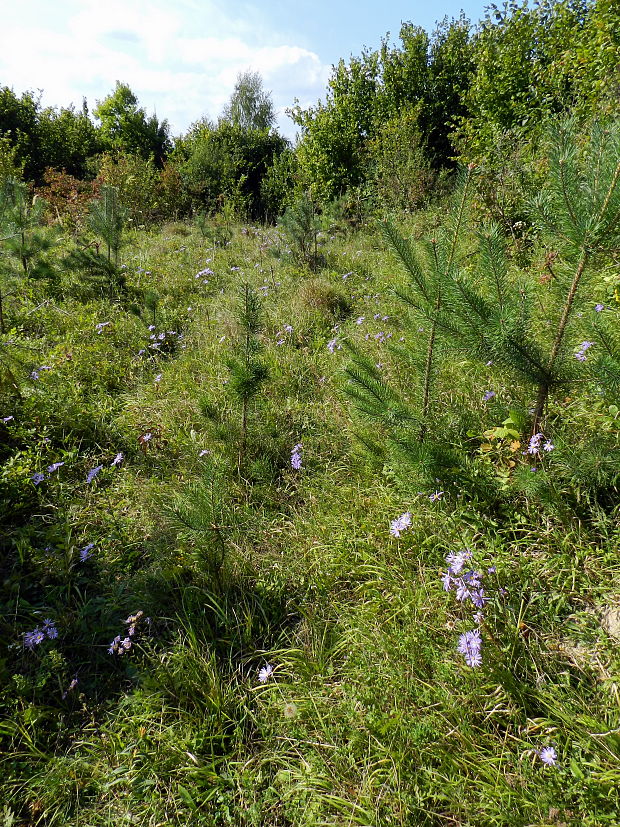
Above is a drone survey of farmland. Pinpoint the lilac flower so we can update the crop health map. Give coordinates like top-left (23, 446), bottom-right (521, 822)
top-left (483, 390), bottom-right (496, 401)
top-left (86, 465), bottom-right (103, 483)
top-left (111, 453), bottom-right (124, 467)
top-left (539, 746), bottom-right (557, 766)
top-left (390, 511), bottom-right (412, 538)
top-left (291, 443), bottom-right (303, 470)
top-left (80, 543), bottom-right (95, 562)
top-left (258, 663), bottom-right (274, 683)
top-left (458, 629), bottom-right (482, 667)
top-left (47, 462), bottom-right (64, 473)
top-left (32, 472), bottom-right (45, 485)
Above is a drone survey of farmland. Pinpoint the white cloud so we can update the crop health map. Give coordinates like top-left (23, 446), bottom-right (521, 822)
top-left (0, 0), bottom-right (331, 139)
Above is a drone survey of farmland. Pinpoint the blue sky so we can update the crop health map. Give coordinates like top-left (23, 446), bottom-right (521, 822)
top-left (0, 0), bottom-right (492, 138)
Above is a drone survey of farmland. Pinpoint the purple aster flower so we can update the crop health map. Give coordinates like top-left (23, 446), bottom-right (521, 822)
top-left (528, 433), bottom-right (544, 455)
top-left (42, 619), bottom-right (58, 639)
top-left (327, 337), bottom-right (339, 353)
top-left (390, 511), bottom-right (412, 538)
top-left (2, 415), bottom-right (14, 423)
top-left (95, 322), bottom-right (111, 334)
top-left (32, 472), bottom-right (45, 485)
top-left (429, 491), bottom-right (444, 502)
top-left (258, 663), bottom-right (274, 683)
top-left (539, 746), bottom-right (557, 766)
top-left (80, 543), bottom-right (95, 562)
top-left (24, 628), bottom-right (45, 649)
top-left (108, 635), bottom-right (122, 654)
top-left (595, 303), bottom-right (605, 312)
top-left (356, 316), bottom-right (365, 324)
top-left (441, 571), bottom-right (453, 591)
top-left (47, 462), bottom-right (64, 473)
top-left (446, 550), bottom-right (472, 576)
top-left (154, 373), bottom-right (162, 382)
top-left (458, 629), bottom-right (482, 667)
top-left (543, 441), bottom-right (554, 452)
top-left (30, 370), bottom-right (40, 380)
top-left (283, 324), bottom-right (293, 333)
top-left (291, 443), bottom-right (303, 470)
top-left (483, 390), bottom-right (496, 401)
top-left (199, 449), bottom-right (210, 457)
top-left (111, 453), bottom-right (124, 467)
top-left (86, 465), bottom-right (104, 483)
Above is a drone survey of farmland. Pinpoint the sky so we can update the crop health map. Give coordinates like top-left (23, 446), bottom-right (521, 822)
top-left (0, 0), bottom-right (492, 140)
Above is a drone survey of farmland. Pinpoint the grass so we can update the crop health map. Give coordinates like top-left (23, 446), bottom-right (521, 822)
top-left (1, 204), bottom-right (620, 826)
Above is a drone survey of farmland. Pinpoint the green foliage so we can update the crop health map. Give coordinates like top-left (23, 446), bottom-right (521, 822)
top-left (221, 71), bottom-right (276, 132)
top-left (174, 120), bottom-right (288, 220)
top-left (0, 177), bottom-right (56, 283)
top-left (87, 184), bottom-right (126, 266)
top-left (94, 81), bottom-right (171, 167)
top-left (225, 282), bottom-right (270, 469)
top-left (96, 150), bottom-right (161, 225)
top-left (368, 105), bottom-right (434, 212)
top-left (278, 191), bottom-right (322, 270)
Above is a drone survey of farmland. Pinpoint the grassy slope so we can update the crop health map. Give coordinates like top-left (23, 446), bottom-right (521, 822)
top-left (1, 213), bottom-right (620, 827)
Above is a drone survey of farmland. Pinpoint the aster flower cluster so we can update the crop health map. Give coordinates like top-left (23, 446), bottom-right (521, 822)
top-left (390, 511), bottom-right (412, 538)
top-left (32, 452), bottom-right (123, 486)
top-left (24, 618), bottom-right (58, 649)
top-left (527, 433), bottom-right (554, 456)
top-left (291, 443), bottom-right (303, 470)
top-left (144, 325), bottom-right (184, 355)
top-left (441, 550), bottom-right (498, 668)
top-left (108, 610), bottom-right (145, 655)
